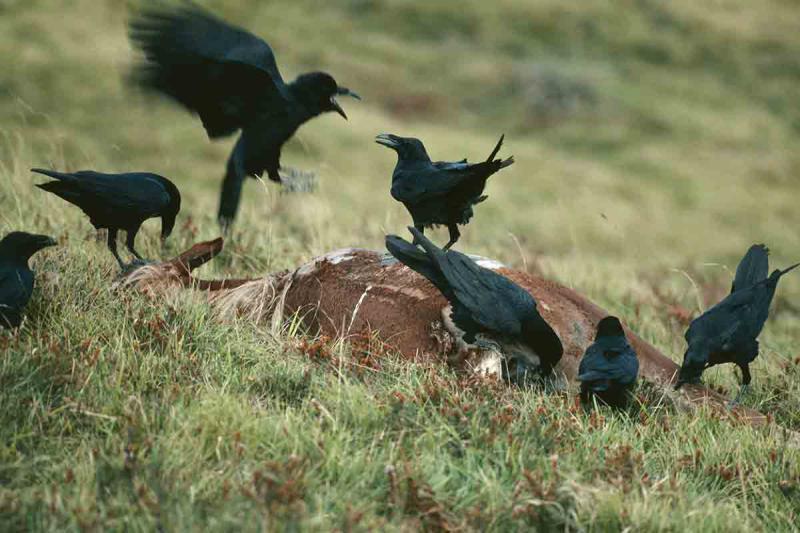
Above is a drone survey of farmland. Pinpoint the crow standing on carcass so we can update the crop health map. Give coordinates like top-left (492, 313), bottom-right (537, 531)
top-left (129, 3), bottom-right (360, 230)
top-left (386, 227), bottom-right (562, 382)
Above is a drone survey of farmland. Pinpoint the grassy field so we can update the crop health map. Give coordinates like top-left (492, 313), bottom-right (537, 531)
top-left (2, 0), bottom-right (800, 530)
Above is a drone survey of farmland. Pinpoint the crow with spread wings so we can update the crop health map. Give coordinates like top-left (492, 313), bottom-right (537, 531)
top-left (129, 3), bottom-right (360, 229)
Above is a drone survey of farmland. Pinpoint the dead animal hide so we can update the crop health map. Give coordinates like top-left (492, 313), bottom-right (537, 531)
top-left (119, 238), bottom-right (798, 441)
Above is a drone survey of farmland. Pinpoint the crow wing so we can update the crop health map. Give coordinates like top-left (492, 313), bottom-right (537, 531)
top-left (685, 285), bottom-right (769, 352)
top-left (33, 170), bottom-right (171, 221)
top-left (578, 338), bottom-right (638, 385)
top-left (0, 266), bottom-right (33, 328)
top-left (415, 236), bottom-right (530, 335)
top-left (385, 235), bottom-right (453, 299)
top-left (130, 4), bottom-right (290, 138)
top-left (432, 159), bottom-right (468, 171)
top-left (390, 163), bottom-right (493, 205)
top-left (731, 244), bottom-right (769, 293)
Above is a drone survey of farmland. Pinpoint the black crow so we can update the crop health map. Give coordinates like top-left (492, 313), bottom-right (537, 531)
top-left (675, 244), bottom-right (799, 403)
top-left (0, 232), bottom-right (56, 328)
top-left (31, 169), bottom-right (181, 269)
top-left (386, 227), bottom-right (562, 381)
top-left (376, 133), bottom-right (514, 250)
top-left (578, 316), bottom-right (639, 408)
top-left (129, 3), bottom-right (360, 229)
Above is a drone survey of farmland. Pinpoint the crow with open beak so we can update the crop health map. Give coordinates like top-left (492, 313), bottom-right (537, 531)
top-left (376, 133), bottom-right (513, 250)
top-left (130, 3), bottom-right (360, 230)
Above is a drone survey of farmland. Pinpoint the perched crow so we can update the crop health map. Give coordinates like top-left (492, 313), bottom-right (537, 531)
top-left (578, 316), bottom-right (639, 408)
top-left (376, 133), bottom-right (514, 250)
top-left (129, 3), bottom-right (360, 229)
top-left (0, 232), bottom-right (56, 328)
top-left (675, 244), bottom-right (799, 403)
top-left (386, 227), bottom-right (562, 381)
top-left (31, 169), bottom-right (181, 269)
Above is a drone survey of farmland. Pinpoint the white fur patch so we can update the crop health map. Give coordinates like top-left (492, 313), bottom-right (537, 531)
top-left (295, 248), bottom-right (362, 276)
top-left (441, 305), bottom-right (471, 352)
top-left (470, 255), bottom-right (505, 270)
top-left (474, 350), bottom-right (503, 377)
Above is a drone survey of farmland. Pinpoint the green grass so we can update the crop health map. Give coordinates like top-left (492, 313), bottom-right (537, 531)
top-left (2, 0), bottom-right (800, 530)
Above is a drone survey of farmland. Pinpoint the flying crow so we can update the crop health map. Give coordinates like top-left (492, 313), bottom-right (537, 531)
top-left (578, 316), bottom-right (639, 408)
top-left (675, 244), bottom-right (799, 403)
top-left (31, 168), bottom-right (181, 269)
top-left (0, 232), bottom-right (56, 328)
top-left (386, 227), bottom-right (562, 381)
top-left (129, 3), bottom-right (360, 230)
top-left (376, 133), bottom-right (514, 250)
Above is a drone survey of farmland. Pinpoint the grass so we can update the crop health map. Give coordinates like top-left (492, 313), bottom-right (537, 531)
top-left (1, 0), bottom-right (800, 530)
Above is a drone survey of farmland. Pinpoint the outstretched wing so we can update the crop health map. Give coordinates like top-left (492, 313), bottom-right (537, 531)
top-left (130, 3), bottom-right (290, 138)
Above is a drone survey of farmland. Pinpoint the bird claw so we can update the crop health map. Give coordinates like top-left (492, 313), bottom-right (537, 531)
top-left (121, 258), bottom-right (153, 273)
top-left (727, 384), bottom-right (750, 410)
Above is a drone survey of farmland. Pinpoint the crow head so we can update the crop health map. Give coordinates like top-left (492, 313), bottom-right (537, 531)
top-left (595, 316), bottom-right (625, 339)
top-left (675, 345), bottom-right (706, 389)
top-left (375, 134), bottom-right (431, 162)
top-left (0, 232), bottom-right (57, 261)
top-left (292, 72), bottom-right (360, 119)
top-left (157, 177), bottom-right (182, 243)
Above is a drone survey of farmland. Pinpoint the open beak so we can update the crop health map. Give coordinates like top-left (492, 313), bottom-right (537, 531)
top-left (330, 96), bottom-right (347, 120)
top-left (330, 87), bottom-right (360, 120)
top-left (337, 86), bottom-right (361, 100)
top-left (375, 133), bottom-right (400, 149)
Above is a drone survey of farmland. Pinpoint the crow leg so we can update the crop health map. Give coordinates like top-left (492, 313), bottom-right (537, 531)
top-left (218, 145), bottom-right (247, 233)
top-left (443, 224), bottom-right (461, 251)
top-left (579, 387), bottom-right (591, 405)
top-left (729, 363), bottom-right (752, 408)
top-left (411, 224), bottom-right (425, 246)
top-left (125, 227), bottom-right (149, 266)
top-left (106, 228), bottom-right (125, 269)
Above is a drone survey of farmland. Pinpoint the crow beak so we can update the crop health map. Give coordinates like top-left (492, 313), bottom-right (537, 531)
top-left (336, 86), bottom-right (361, 100)
top-left (375, 133), bottom-right (400, 149)
top-left (330, 96), bottom-right (347, 120)
top-left (39, 236), bottom-right (57, 248)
